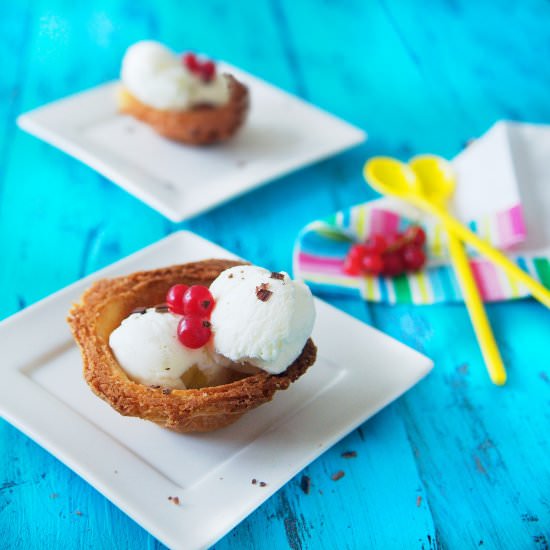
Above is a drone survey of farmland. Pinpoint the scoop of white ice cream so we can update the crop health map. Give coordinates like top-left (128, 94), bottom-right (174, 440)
top-left (120, 40), bottom-right (229, 110)
top-left (209, 266), bottom-right (316, 374)
top-left (109, 308), bottom-right (228, 389)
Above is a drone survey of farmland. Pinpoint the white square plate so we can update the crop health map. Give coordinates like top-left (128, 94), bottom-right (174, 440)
top-left (17, 65), bottom-right (366, 221)
top-left (0, 231), bottom-right (432, 549)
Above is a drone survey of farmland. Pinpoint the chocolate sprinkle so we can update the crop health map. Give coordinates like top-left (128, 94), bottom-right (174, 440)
top-left (202, 320), bottom-right (211, 328)
top-left (150, 385), bottom-right (161, 389)
top-left (131, 306), bottom-right (147, 315)
top-left (331, 470), bottom-right (345, 481)
top-left (154, 303), bottom-right (170, 313)
top-left (341, 451), bottom-right (357, 459)
top-left (256, 283), bottom-right (273, 302)
top-left (228, 273), bottom-right (234, 279)
top-left (270, 272), bottom-right (284, 280)
top-left (251, 478), bottom-right (257, 485)
top-left (300, 475), bottom-right (311, 495)
top-left (259, 481), bottom-right (267, 487)
top-left (162, 388), bottom-right (172, 395)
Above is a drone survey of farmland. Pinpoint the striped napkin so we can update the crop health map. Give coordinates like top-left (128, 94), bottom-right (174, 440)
top-left (294, 121), bottom-right (550, 305)
top-left (293, 199), bottom-right (550, 304)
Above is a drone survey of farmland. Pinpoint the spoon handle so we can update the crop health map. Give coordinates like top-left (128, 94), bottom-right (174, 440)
top-left (447, 232), bottom-right (507, 385)
top-left (432, 205), bottom-right (550, 309)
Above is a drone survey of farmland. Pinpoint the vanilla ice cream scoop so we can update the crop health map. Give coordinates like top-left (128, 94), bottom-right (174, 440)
top-left (109, 308), bottom-right (228, 388)
top-left (209, 266), bottom-right (316, 374)
top-left (120, 40), bottom-right (230, 110)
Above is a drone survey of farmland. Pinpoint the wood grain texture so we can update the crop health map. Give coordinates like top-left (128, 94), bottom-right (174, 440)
top-left (1, 0), bottom-right (550, 548)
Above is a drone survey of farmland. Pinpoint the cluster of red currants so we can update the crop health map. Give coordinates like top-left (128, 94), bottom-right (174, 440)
top-left (343, 225), bottom-right (427, 277)
top-left (166, 284), bottom-right (215, 349)
top-left (182, 53), bottom-right (216, 82)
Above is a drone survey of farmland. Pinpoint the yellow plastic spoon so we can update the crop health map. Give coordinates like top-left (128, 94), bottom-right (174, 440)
top-left (364, 157), bottom-right (550, 311)
top-left (409, 155), bottom-right (506, 385)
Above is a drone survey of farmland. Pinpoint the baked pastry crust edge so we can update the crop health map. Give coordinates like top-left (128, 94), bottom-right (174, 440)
top-left (67, 259), bottom-right (317, 433)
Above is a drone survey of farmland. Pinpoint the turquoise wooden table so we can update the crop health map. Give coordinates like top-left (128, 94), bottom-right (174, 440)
top-left (1, 1), bottom-right (550, 548)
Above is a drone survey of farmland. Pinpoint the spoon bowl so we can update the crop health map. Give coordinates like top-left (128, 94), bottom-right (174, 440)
top-left (364, 157), bottom-right (422, 200)
top-left (410, 155), bottom-right (456, 206)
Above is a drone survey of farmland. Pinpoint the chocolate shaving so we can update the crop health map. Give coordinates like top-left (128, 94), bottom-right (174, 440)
top-left (252, 478), bottom-right (267, 487)
top-left (270, 272), bottom-right (284, 280)
top-left (162, 388), bottom-right (172, 395)
top-left (300, 475), bottom-right (311, 495)
top-left (331, 470), bottom-right (345, 481)
top-left (132, 304), bottom-right (170, 314)
top-left (341, 451), bottom-right (357, 459)
top-left (256, 283), bottom-right (273, 302)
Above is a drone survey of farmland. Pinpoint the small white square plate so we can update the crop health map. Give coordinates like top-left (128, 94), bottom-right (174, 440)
top-left (17, 65), bottom-right (366, 221)
top-left (0, 231), bottom-right (432, 549)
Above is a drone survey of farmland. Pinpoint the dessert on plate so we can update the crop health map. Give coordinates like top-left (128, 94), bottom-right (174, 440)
top-left (117, 40), bottom-right (249, 145)
top-left (68, 259), bottom-right (316, 432)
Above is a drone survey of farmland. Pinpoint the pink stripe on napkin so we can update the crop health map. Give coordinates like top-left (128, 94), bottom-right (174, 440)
top-left (508, 204), bottom-right (527, 241)
top-left (297, 252), bottom-right (345, 275)
top-left (370, 209), bottom-right (400, 235)
top-left (497, 205), bottom-right (526, 248)
top-left (470, 260), bottom-right (505, 301)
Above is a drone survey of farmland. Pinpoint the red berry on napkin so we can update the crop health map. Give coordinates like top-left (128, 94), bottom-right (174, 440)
top-left (382, 252), bottom-right (405, 277)
top-left (403, 245), bottom-right (426, 272)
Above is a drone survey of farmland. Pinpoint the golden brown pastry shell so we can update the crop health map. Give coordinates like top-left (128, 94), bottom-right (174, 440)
top-left (67, 259), bottom-right (317, 433)
top-left (117, 74), bottom-right (249, 145)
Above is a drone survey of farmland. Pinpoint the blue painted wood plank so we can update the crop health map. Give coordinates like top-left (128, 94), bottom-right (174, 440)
top-left (372, 300), bottom-right (550, 549)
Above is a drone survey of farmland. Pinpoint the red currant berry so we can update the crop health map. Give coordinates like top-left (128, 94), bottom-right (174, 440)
top-left (361, 253), bottom-right (384, 275)
top-left (404, 226), bottom-right (426, 247)
top-left (182, 285), bottom-right (215, 317)
top-left (177, 316), bottom-right (211, 349)
top-left (364, 234), bottom-right (387, 254)
top-left (381, 252), bottom-right (405, 277)
top-left (201, 60), bottom-right (216, 81)
top-left (166, 284), bottom-right (189, 314)
top-left (348, 244), bottom-right (367, 260)
top-left (403, 245), bottom-right (427, 272)
top-left (343, 255), bottom-right (362, 275)
top-left (386, 232), bottom-right (405, 252)
top-left (183, 52), bottom-right (200, 72)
